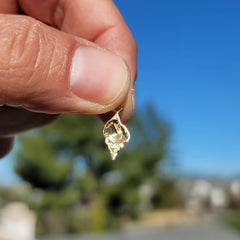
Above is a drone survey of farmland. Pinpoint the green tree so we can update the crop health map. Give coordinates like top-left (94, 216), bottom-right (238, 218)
top-left (15, 105), bottom-right (178, 234)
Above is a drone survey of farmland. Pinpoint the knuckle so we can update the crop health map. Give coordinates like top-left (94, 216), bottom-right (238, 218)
top-left (11, 18), bottom-right (41, 72)
top-left (0, 15), bottom-right (50, 103)
top-left (0, 15), bottom-right (44, 78)
top-left (0, 15), bottom-right (72, 108)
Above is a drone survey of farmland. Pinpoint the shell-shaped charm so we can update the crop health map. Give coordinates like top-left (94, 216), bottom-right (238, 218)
top-left (103, 107), bottom-right (130, 160)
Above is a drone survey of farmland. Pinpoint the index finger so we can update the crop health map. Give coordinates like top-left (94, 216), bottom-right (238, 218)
top-left (19, 0), bottom-right (137, 122)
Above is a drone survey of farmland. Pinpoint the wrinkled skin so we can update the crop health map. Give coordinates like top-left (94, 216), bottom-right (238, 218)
top-left (0, 0), bottom-right (137, 158)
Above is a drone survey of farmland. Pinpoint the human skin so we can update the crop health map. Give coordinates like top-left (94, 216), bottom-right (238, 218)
top-left (0, 0), bottom-right (137, 158)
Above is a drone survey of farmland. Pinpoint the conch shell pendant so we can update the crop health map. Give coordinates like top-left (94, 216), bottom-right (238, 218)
top-left (103, 105), bottom-right (131, 160)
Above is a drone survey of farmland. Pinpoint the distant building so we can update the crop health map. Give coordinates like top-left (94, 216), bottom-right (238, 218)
top-left (209, 187), bottom-right (228, 208)
top-left (0, 202), bottom-right (36, 240)
top-left (178, 177), bottom-right (232, 213)
top-left (230, 180), bottom-right (240, 207)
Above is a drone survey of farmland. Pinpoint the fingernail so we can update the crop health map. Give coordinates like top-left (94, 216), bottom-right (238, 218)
top-left (70, 47), bottom-right (129, 104)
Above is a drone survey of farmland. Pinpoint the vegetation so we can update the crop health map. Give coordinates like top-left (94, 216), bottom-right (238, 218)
top-left (11, 105), bottom-right (178, 235)
top-left (226, 210), bottom-right (240, 232)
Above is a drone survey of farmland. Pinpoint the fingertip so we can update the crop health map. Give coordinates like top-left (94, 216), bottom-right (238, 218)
top-left (98, 86), bottom-right (135, 125)
top-left (120, 87), bottom-right (135, 124)
top-left (70, 46), bottom-right (130, 106)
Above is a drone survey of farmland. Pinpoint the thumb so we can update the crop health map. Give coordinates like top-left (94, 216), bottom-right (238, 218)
top-left (0, 15), bottom-right (130, 114)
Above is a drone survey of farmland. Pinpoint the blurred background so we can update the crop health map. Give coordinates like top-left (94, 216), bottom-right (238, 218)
top-left (0, 0), bottom-right (240, 239)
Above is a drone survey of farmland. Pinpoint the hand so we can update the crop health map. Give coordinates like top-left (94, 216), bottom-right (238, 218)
top-left (0, 0), bottom-right (137, 158)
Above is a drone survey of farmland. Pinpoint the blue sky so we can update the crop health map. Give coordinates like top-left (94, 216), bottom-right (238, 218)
top-left (114, 0), bottom-right (240, 176)
top-left (1, 0), bottom-right (240, 183)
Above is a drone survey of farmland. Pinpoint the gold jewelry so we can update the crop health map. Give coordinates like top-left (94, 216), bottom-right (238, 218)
top-left (102, 105), bottom-right (131, 160)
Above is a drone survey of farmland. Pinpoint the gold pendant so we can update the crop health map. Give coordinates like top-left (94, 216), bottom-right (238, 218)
top-left (103, 105), bottom-right (131, 160)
